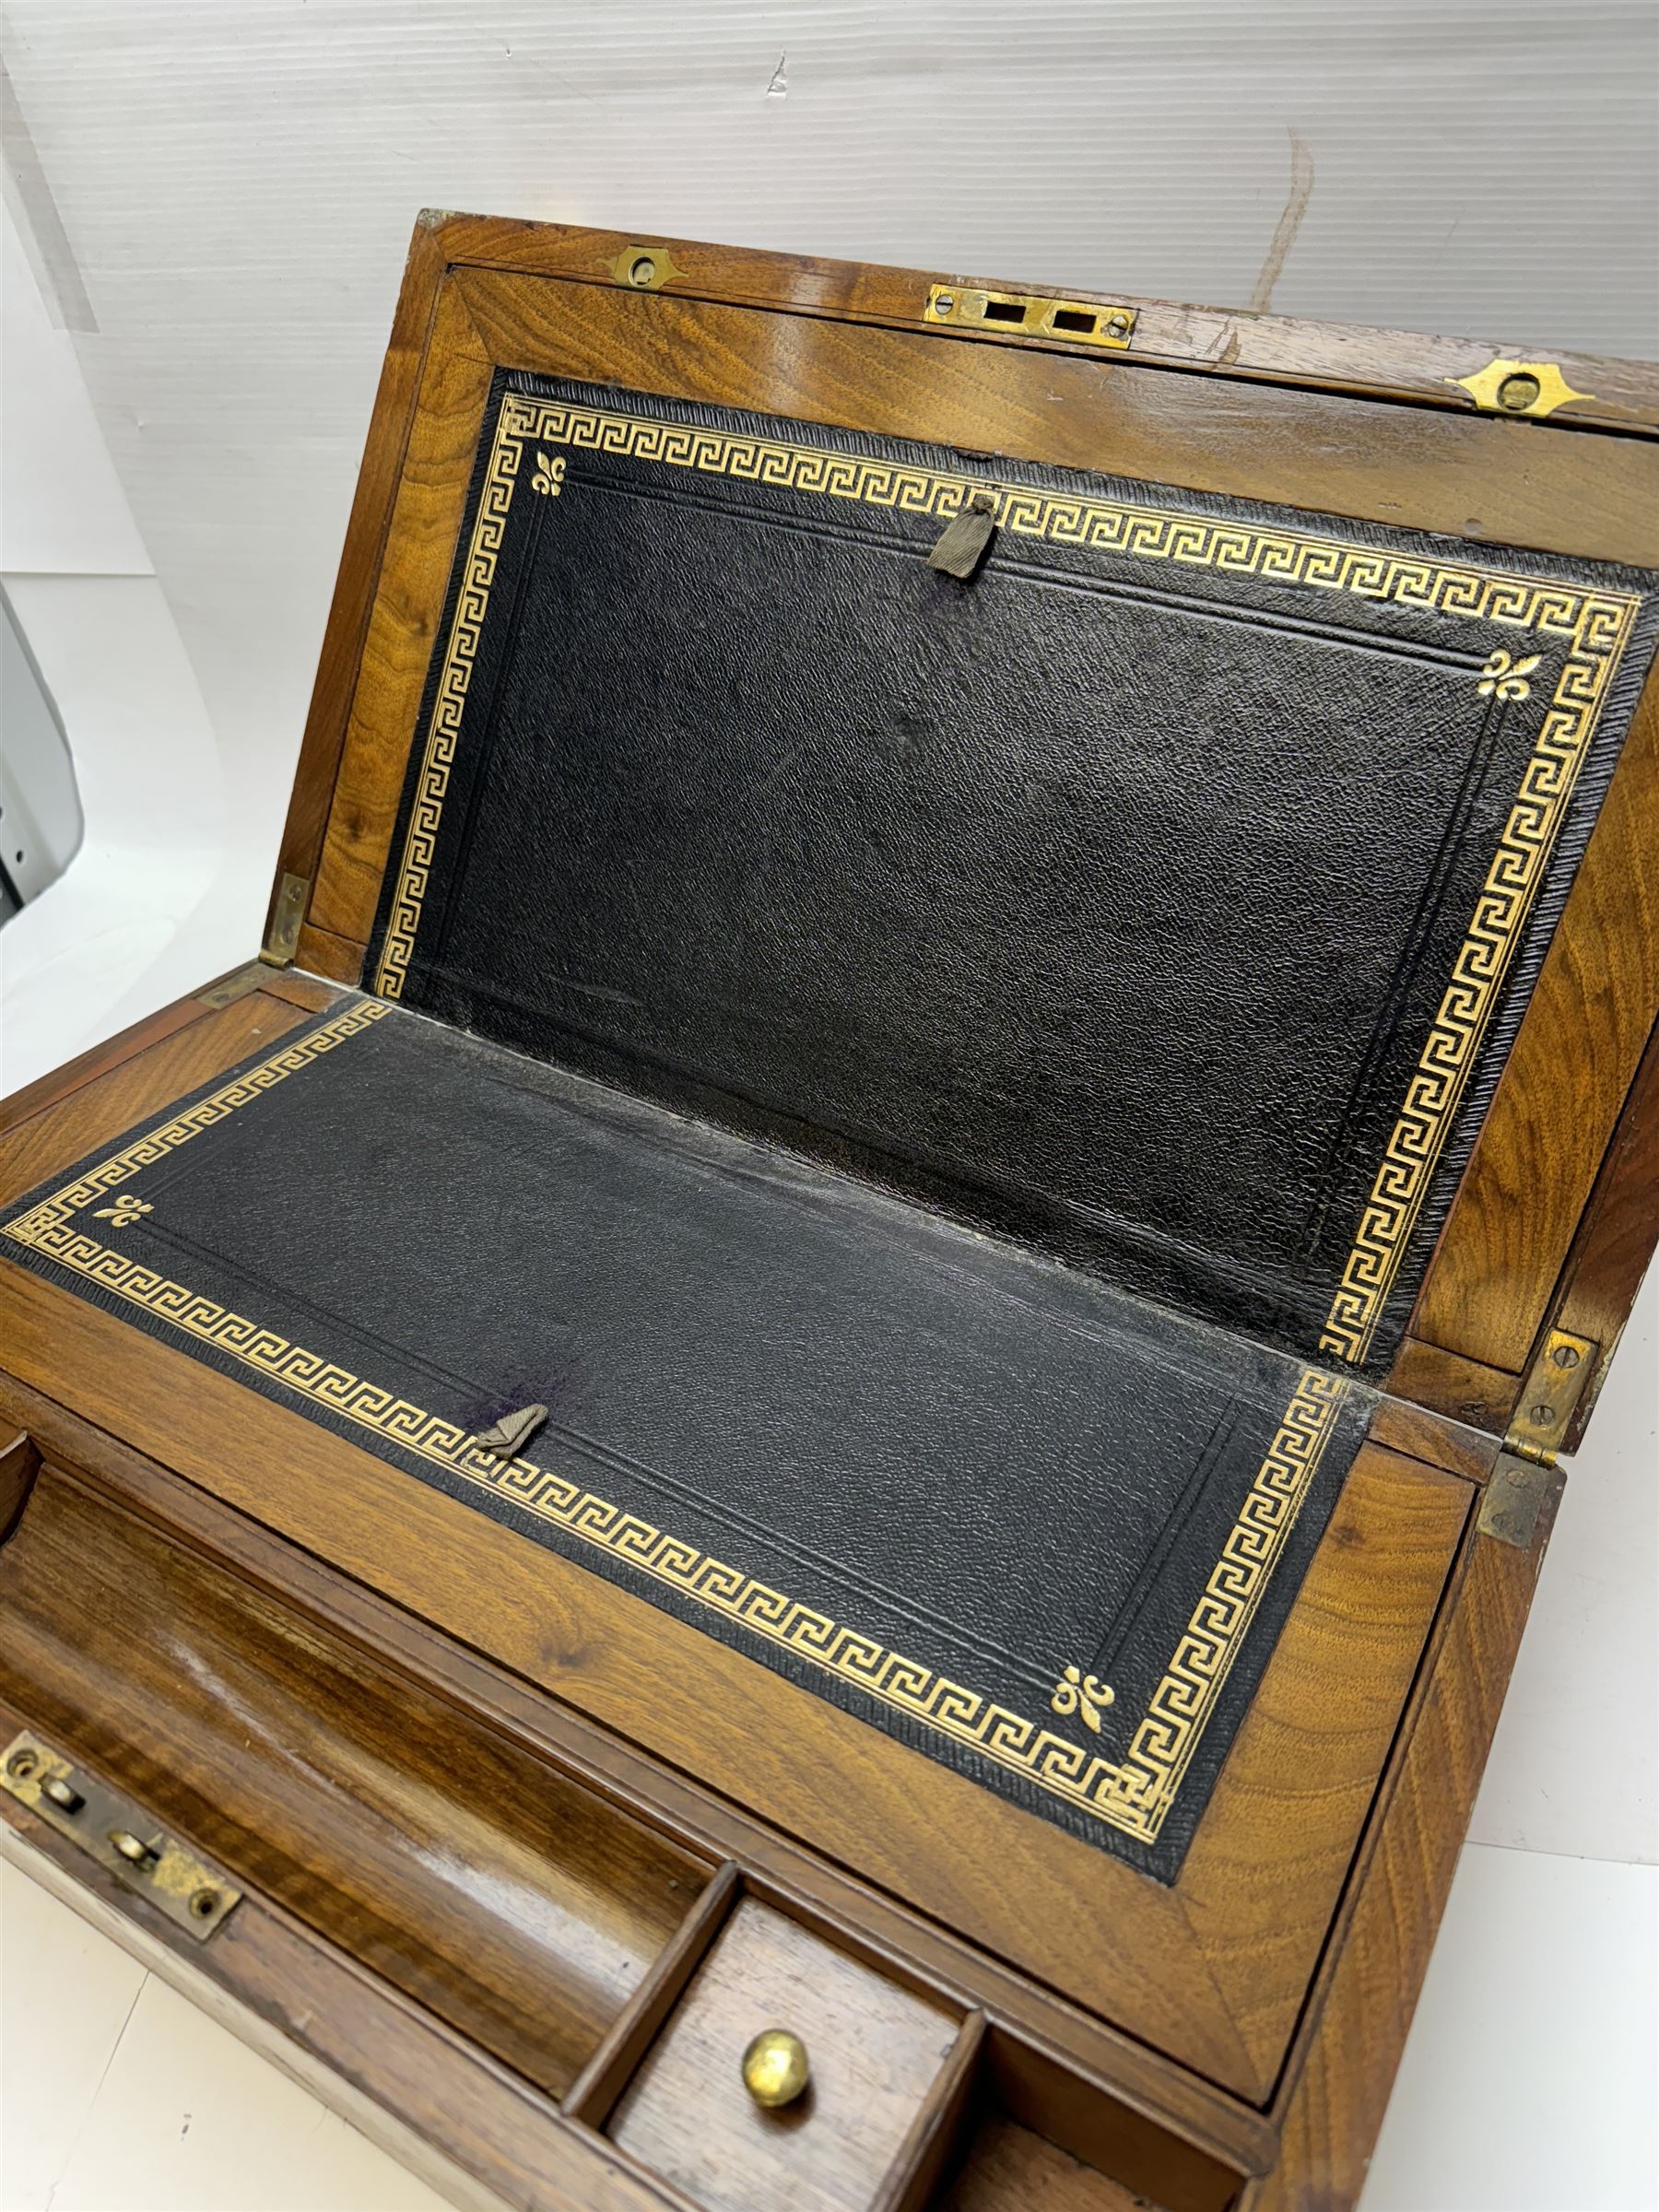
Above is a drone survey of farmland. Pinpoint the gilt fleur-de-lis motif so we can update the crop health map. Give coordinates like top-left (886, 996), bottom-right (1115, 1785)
top-left (93, 1194), bottom-right (152, 1227)
top-left (532, 450), bottom-right (566, 497)
top-left (1051, 1665), bottom-right (1114, 1735)
top-left (1477, 648), bottom-right (1542, 702)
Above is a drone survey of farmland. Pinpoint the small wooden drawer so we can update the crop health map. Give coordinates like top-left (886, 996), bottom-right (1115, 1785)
top-left (607, 1896), bottom-right (962, 2212)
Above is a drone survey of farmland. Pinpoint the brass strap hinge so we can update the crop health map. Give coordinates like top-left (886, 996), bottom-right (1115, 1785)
top-left (1502, 1325), bottom-right (1597, 1466)
top-left (1478, 1325), bottom-right (1596, 1548)
top-left (2, 1729), bottom-right (242, 1939)
top-left (260, 870), bottom-right (310, 967)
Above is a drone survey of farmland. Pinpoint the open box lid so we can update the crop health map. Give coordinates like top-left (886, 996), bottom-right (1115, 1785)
top-left (267, 216), bottom-right (1659, 1449)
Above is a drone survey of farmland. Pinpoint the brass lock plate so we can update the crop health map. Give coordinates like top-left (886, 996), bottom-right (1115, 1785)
top-left (924, 282), bottom-right (1135, 349)
top-left (1, 1730), bottom-right (241, 1940)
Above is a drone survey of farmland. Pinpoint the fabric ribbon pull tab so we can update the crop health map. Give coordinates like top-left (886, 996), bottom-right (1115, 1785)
top-left (927, 488), bottom-right (999, 580)
top-left (472, 1401), bottom-right (548, 1460)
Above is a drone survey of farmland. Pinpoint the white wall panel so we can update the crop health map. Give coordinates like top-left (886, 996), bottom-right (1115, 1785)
top-left (2, 0), bottom-right (1655, 950)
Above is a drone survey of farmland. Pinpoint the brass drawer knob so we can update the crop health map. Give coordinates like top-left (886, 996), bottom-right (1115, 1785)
top-left (741, 2028), bottom-right (810, 2109)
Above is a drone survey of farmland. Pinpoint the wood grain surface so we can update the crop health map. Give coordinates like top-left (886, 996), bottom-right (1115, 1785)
top-left (944, 2116), bottom-right (1164, 2212)
top-left (453, 263), bottom-right (1659, 569)
top-left (267, 214), bottom-right (454, 953)
top-left (0, 964), bottom-right (331, 1137)
top-left (0, 1464), bottom-right (707, 2099)
top-left (1411, 655), bottom-right (1659, 1379)
top-left (422, 215), bottom-right (1659, 437)
top-left (0, 1772), bottom-right (687, 2212)
top-left (0, 991), bottom-right (312, 1208)
top-left (1553, 1012), bottom-right (1659, 1442)
top-left (308, 279), bottom-right (492, 946)
top-left (1246, 1485), bottom-right (1562, 2210)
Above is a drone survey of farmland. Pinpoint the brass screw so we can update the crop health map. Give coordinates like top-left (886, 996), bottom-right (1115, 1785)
top-left (741, 2028), bottom-right (810, 2110)
top-left (934, 291), bottom-right (956, 317)
top-left (1552, 1344), bottom-right (1581, 1369)
top-left (1529, 1403), bottom-right (1556, 1426)
top-left (1497, 372), bottom-right (1541, 414)
top-left (1105, 312), bottom-right (1131, 337)
top-left (6, 1748), bottom-right (39, 1782)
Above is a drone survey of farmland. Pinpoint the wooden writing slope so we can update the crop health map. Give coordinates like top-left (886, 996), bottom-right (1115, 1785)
top-left (1, 217), bottom-right (1656, 2212)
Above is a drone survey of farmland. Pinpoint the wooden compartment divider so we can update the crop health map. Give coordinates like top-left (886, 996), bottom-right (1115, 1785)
top-left (563, 1863), bottom-right (744, 2128)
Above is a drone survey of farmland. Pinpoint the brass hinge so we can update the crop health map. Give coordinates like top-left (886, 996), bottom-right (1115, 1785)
top-left (260, 870), bottom-right (310, 967)
top-left (1502, 1324), bottom-right (1597, 1467)
top-left (1478, 1325), bottom-right (1596, 1549)
top-left (2, 1730), bottom-right (242, 1940)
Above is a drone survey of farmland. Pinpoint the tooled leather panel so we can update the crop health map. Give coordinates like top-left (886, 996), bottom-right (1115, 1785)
top-left (1, 1002), bottom-right (1371, 1878)
top-left (365, 373), bottom-right (1659, 1377)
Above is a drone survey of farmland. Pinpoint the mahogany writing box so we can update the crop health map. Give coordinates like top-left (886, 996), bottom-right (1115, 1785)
top-left (2, 217), bottom-right (1655, 2212)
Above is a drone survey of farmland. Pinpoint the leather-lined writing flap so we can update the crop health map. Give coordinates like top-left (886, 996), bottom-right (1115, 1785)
top-left (367, 372), bottom-right (1659, 1377)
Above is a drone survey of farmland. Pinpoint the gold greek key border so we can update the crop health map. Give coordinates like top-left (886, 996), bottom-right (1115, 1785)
top-left (1318, 594), bottom-right (1636, 1359)
top-left (3, 1005), bottom-right (1347, 1847)
top-left (368, 391), bottom-right (1643, 1364)
top-left (375, 405), bottom-right (523, 1004)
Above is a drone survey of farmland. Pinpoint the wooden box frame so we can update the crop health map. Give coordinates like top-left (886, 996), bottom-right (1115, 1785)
top-left (2, 217), bottom-right (1655, 2211)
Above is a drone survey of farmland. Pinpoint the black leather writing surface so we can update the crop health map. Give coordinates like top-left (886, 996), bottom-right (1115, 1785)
top-left (368, 374), bottom-right (1659, 1374)
top-left (5, 1002), bottom-right (1371, 1878)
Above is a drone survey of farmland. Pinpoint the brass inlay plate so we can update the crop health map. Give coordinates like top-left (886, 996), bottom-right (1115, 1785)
top-left (925, 281), bottom-right (1135, 349)
top-left (197, 963), bottom-right (266, 1010)
top-left (610, 243), bottom-right (686, 292)
top-left (2, 1730), bottom-right (241, 1940)
top-left (1449, 358), bottom-right (1595, 419)
top-left (2, 1002), bottom-right (1347, 1848)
